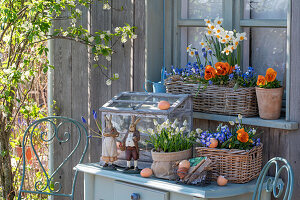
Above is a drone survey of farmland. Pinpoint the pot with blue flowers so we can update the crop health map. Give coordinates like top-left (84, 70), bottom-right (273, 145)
top-left (256, 68), bottom-right (283, 120)
top-left (145, 119), bottom-right (196, 180)
top-left (195, 115), bottom-right (263, 183)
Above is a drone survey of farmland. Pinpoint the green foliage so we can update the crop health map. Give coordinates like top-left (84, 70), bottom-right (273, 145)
top-left (145, 119), bottom-right (196, 153)
top-left (258, 79), bottom-right (281, 89)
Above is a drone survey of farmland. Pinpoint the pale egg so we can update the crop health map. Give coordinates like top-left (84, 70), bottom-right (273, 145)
top-left (209, 138), bottom-right (218, 148)
top-left (178, 160), bottom-right (190, 169)
top-left (217, 175), bottom-right (228, 186)
top-left (140, 168), bottom-right (153, 178)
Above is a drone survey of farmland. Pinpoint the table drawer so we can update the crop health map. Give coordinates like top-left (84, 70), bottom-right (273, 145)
top-left (114, 181), bottom-right (169, 200)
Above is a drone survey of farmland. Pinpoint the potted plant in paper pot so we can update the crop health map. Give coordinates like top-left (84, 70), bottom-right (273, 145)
top-left (145, 119), bottom-right (196, 180)
top-left (256, 68), bottom-right (283, 119)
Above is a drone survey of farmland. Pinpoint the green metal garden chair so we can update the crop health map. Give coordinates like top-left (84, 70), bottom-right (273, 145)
top-left (252, 157), bottom-right (294, 200)
top-left (18, 116), bottom-right (89, 200)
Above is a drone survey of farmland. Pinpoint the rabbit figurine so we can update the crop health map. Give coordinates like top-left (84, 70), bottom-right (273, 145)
top-left (121, 115), bottom-right (141, 171)
top-left (102, 114), bottom-right (119, 169)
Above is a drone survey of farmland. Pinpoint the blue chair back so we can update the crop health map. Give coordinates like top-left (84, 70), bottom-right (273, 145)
top-left (252, 157), bottom-right (294, 200)
top-left (18, 116), bottom-right (89, 200)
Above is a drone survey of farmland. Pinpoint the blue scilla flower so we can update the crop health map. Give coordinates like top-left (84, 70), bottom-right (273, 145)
top-left (229, 73), bottom-right (234, 80)
top-left (208, 49), bottom-right (212, 55)
top-left (209, 61), bottom-right (212, 66)
top-left (202, 52), bottom-right (207, 58)
top-left (202, 47), bottom-right (206, 52)
top-left (81, 116), bottom-right (87, 124)
top-left (209, 80), bottom-right (213, 85)
top-left (256, 138), bottom-right (261, 146)
top-left (200, 71), bottom-right (204, 78)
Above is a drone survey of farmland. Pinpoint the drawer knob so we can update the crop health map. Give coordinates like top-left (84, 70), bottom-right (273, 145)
top-left (131, 193), bottom-right (140, 200)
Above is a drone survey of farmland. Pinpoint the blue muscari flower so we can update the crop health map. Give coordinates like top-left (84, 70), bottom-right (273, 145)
top-left (256, 138), bottom-right (261, 146)
top-left (200, 71), bottom-right (204, 77)
top-left (202, 52), bottom-right (207, 58)
top-left (195, 50), bottom-right (199, 55)
top-left (81, 116), bottom-right (87, 124)
top-left (202, 47), bottom-right (206, 52)
top-left (88, 135), bottom-right (93, 138)
top-left (208, 49), bottom-right (212, 55)
top-left (93, 111), bottom-right (97, 120)
top-left (209, 61), bottom-right (212, 66)
top-left (209, 80), bottom-right (213, 85)
top-left (229, 73), bottom-right (234, 80)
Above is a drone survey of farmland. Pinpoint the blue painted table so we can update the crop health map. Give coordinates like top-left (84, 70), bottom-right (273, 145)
top-left (75, 163), bottom-right (271, 200)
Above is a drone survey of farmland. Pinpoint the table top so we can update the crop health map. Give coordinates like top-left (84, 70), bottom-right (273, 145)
top-left (75, 163), bottom-right (271, 199)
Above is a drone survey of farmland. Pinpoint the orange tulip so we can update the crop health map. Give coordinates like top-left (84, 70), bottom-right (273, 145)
top-left (204, 65), bottom-right (217, 80)
top-left (215, 62), bottom-right (230, 76)
top-left (237, 128), bottom-right (249, 143)
top-left (257, 75), bottom-right (266, 86)
top-left (265, 68), bottom-right (277, 82)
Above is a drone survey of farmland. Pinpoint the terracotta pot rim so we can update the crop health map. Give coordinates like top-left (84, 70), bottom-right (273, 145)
top-left (255, 86), bottom-right (283, 90)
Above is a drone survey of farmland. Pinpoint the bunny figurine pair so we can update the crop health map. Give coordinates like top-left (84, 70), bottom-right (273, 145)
top-left (101, 115), bottom-right (141, 171)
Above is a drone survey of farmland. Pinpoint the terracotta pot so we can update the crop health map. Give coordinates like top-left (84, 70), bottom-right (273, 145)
top-left (256, 87), bottom-right (283, 120)
top-left (151, 148), bottom-right (192, 180)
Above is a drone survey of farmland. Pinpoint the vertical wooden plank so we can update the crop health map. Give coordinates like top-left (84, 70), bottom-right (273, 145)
top-left (53, 15), bottom-right (73, 198)
top-left (89, 0), bottom-right (112, 164)
top-left (71, 5), bottom-right (89, 199)
top-left (133, 0), bottom-right (146, 92)
top-left (111, 0), bottom-right (134, 95)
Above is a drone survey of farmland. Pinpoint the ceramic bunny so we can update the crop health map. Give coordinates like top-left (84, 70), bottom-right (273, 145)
top-left (102, 114), bottom-right (119, 169)
top-left (121, 115), bottom-right (141, 171)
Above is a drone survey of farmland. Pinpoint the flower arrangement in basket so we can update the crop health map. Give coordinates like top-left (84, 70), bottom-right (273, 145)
top-left (256, 68), bottom-right (283, 120)
top-left (195, 115), bottom-right (263, 183)
top-left (164, 18), bottom-right (258, 117)
top-left (145, 119), bottom-right (196, 180)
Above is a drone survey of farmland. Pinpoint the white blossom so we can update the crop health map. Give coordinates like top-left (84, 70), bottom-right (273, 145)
top-left (94, 56), bottom-right (99, 61)
top-left (106, 79), bottom-right (112, 86)
top-left (114, 27), bottom-right (120, 32)
top-left (121, 37), bottom-right (127, 43)
top-left (100, 34), bottom-right (105, 39)
top-left (183, 120), bottom-right (188, 126)
top-left (147, 128), bottom-right (154, 135)
top-left (76, 9), bottom-right (82, 15)
top-left (229, 121), bottom-right (235, 126)
top-left (63, 32), bottom-right (68, 37)
top-left (88, 36), bottom-right (94, 43)
top-left (103, 3), bottom-right (111, 10)
top-left (180, 127), bottom-right (186, 132)
top-left (153, 119), bottom-right (158, 126)
top-left (132, 34), bottom-right (137, 39)
top-left (114, 73), bottom-right (119, 78)
top-left (105, 56), bottom-right (111, 61)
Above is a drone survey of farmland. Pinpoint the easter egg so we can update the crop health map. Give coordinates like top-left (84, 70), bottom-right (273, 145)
top-left (177, 167), bottom-right (189, 179)
top-left (209, 138), bottom-right (218, 148)
top-left (217, 175), bottom-right (228, 186)
top-left (158, 101), bottom-right (170, 110)
top-left (140, 168), bottom-right (153, 178)
top-left (179, 160), bottom-right (190, 169)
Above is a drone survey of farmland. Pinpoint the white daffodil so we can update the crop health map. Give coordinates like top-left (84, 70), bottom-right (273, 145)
top-left (214, 17), bottom-right (223, 25)
top-left (186, 44), bottom-right (192, 52)
top-left (183, 120), bottom-right (188, 126)
top-left (214, 25), bottom-right (223, 34)
top-left (204, 18), bottom-right (212, 25)
top-left (196, 128), bottom-right (203, 134)
top-left (221, 46), bottom-right (233, 55)
top-left (189, 50), bottom-right (195, 57)
top-left (236, 32), bottom-right (247, 41)
top-left (208, 23), bottom-right (216, 30)
top-left (103, 3), bottom-right (111, 10)
top-left (238, 114), bottom-right (243, 120)
top-left (235, 118), bottom-right (239, 124)
top-left (200, 40), bottom-right (207, 47)
top-left (229, 121), bottom-right (235, 126)
top-left (206, 29), bottom-right (213, 36)
top-left (252, 129), bottom-right (256, 135)
top-left (106, 79), bottom-right (112, 86)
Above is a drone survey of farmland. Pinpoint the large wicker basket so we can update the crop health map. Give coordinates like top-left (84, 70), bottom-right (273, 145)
top-left (195, 144), bottom-right (263, 183)
top-left (165, 80), bottom-right (258, 117)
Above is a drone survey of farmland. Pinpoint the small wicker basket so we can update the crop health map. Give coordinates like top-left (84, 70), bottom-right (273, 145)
top-left (195, 144), bottom-right (263, 184)
top-left (165, 80), bottom-right (258, 117)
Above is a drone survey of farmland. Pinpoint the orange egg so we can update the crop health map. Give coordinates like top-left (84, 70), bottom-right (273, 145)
top-left (209, 138), bottom-right (218, 148)
top-left (177, 167), bottom-right (189, 179)
top-left (179, 160), bottom-right (190, 169)
top-left (140, 168), bottom-right (153, 178)
top-left (217, 175), bottom-right (228, 186)
top-left (158, 101), bottom-right (170, 110)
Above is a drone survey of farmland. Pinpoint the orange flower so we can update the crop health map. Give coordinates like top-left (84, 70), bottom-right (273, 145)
top-left (237, 128), bottom-right (249, 143)
top-left (265, 68), bottom-right (277, 82)
top-left (204, 65), bottom-right (217, 80)
top-left (228, 65), bottom-right (235, 74)
top-left (257, 75), bottom-right (266, 86)
top-left (215, 62), bottom-right (230, 76)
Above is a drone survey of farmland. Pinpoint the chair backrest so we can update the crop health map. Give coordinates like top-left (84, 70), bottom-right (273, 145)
top-left (18, 116), bottom-right (89, 200)
top-left (252, 157), bottom-right (294, 200)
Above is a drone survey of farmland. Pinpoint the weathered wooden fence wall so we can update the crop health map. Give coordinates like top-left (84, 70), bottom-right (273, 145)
top-left (52, 0), bottom-right (300, 199)
top-left (52, 0), bottom-right (145, 198)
